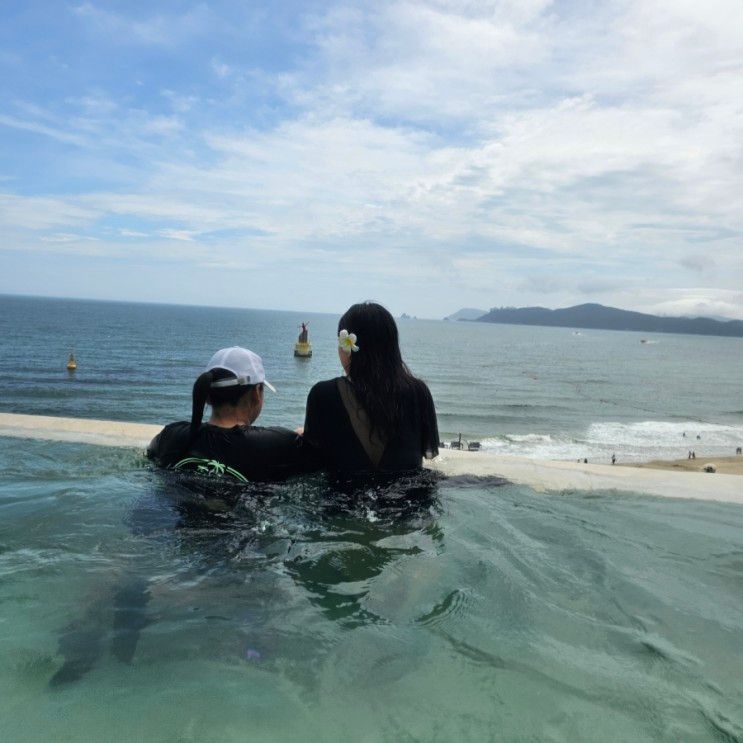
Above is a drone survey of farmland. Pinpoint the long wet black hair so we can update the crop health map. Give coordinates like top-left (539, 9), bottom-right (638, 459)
top-left (339, 302), bottom-right (420, 441)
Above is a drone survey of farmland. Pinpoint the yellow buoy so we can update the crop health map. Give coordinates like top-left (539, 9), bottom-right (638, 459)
top-left (294, 322), bottom-right (312, 358)
top-left (66, 352), bottom-right (77, 371)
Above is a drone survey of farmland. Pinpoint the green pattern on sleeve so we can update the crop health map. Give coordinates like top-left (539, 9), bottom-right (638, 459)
top-left (172, 457), bottom-right (249, 483)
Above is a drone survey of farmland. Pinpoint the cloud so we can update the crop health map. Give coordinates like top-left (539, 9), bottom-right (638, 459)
top-left (158, 228), bottom-right (199, 241)
top-left (291, 0), bottom-right (553, 124)
top-left (71, 2), bottom-right (214, 46)
top-left (647, 289), bottom-right (743, 320)
top-left (679, 254), bottom-right (715, 273)
top-left (39, 233), bottom-right (99, 243)
top-left (211, 58), bottom-right (232, 79)
top-left (0, 113), bottom-right (88, 146)
top-left (1, 0), bottom-right (742, 317)
top-left (0, 194), bottom-right (99, 230)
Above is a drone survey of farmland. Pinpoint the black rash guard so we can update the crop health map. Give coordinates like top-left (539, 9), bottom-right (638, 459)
top-left (303, 377), bottom-right (439, 475)
top-left (147, 422), bottom-right (318, 482)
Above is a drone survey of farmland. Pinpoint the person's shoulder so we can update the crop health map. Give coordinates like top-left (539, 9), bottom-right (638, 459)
top-left (147, 421), bottom-right (190, 460)
top-left (150, 420), bottom-right (190, 443)
top-left (308, 377), bottom-right (344, 399)
top-left (408, 376), bottom-right (434, 399)
top-left (310, 377), bottom-right (343, 391)
top-left (409, 376), bottom-right (431, 391)
top-left (239, 425), bottom-right (300, 441)
top-left (405, 377), bottom-right (436, 413)
top-left (160, 421), bottom-right (191, 435)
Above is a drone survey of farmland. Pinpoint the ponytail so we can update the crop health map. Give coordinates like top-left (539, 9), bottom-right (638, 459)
top-left (183, 368), bottom-right (255, 457)
top-left (188, 370), bottom-right (213, 450)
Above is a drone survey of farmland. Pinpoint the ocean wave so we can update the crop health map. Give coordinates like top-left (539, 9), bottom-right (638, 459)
top-left (459, 421), bottom-right (743, 463)
top-left (587, 420), bottom-right (743, 447)
top-left (506, 433), bottom-right (554, 443)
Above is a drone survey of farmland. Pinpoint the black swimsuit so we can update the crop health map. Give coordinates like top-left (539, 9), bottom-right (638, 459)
top-left (303, 377), bottom-right (439, 474)
top-left (147, 422), bottom-right (318, 482)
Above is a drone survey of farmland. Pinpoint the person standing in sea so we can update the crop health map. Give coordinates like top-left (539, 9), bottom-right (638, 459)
top-left (302, 302), bottom-right (439, 476)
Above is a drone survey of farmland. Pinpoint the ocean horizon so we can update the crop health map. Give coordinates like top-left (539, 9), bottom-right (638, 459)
top-left (1, 294), bottom-right (741, 464)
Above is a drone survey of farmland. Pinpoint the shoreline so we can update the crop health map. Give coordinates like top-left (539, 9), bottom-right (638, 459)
top-left (1, 412), bottom-right (742, 505)
top-left (623, 455), bottom-right (743, 476)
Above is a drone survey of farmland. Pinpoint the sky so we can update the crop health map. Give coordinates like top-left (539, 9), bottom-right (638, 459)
top-left (1, 0), bottom-right (742, 319)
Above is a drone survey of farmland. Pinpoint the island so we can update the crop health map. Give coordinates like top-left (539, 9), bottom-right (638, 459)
top-left (476, 303), bottom-right (743, 338)
top-left (443, 308), bottom-right (487, 322)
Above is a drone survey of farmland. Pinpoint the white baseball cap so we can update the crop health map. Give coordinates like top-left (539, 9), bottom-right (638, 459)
top-left (205, 347), bottom-right (276, 392)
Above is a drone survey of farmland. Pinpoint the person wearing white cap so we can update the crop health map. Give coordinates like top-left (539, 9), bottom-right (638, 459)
top-left (148, 347), bottom-right (316, 482)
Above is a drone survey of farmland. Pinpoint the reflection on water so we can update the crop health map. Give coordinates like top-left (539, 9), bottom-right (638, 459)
top-left (1, 438), bottom-right (743, 742)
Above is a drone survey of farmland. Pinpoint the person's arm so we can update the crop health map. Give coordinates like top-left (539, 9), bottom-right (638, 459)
top-left (416, 381), bottom-right (439, 459)
top-left (146, 423), bottom-right (189, 468)
top-left (302, 383), bottom-right (323, 449)
top-left (302, 383), bottom-right (330, 468)
top-left (251, 427), bottom-right (321, 479)
top-left (146, 430), bottom-right (164, 462)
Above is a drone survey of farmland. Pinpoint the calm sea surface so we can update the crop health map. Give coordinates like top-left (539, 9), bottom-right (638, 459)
top-left (1, 295), bottom-right (741, 462)
top-left (1, 295), bottom-right (743, 742)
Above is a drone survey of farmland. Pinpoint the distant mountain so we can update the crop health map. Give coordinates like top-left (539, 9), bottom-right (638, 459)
top-left (477, 303), bottom-right (743, 338)
top-left (444, 307), bottom-right (486, 322)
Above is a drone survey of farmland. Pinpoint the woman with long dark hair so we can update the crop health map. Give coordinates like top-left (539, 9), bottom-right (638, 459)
top-left (303, 302), bottom-right (439, 474)
top-left (148, 347), bottom-right (315, 481)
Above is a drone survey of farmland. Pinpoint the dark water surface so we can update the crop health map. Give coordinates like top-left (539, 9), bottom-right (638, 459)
top-left (1, 437), bottom-right (742, 741)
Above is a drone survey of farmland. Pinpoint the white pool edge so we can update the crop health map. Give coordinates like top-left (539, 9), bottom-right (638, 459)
top-left (1, 413), bottom-right (741, 505)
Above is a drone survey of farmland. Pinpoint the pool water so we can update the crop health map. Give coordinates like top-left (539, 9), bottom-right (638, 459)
top-left (1, 437), bottom-right (742, 742)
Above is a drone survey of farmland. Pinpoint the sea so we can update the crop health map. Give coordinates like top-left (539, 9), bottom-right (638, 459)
top-left (1, 294), bottom-right (741, 463)
top-left (1, 294), bottom-right (743, 742)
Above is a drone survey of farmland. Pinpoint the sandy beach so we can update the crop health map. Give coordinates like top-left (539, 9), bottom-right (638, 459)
top-left (1, 412), bottom-right (742, 505)
top-left (626, 455), bottom-right (743, 476)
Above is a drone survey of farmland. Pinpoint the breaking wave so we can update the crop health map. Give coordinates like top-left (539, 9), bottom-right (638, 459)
top-left (475, 421), bottom-right (743, 463)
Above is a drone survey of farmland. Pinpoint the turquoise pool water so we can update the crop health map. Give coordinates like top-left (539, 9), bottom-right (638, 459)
top-left (1, 437), bottom-right (742, 742)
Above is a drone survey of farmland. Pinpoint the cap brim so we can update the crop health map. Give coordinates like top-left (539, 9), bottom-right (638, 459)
top-left (264, 380), bottom-right (277, 393)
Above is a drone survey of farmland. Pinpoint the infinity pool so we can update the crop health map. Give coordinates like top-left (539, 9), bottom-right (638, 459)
top-left (1, 437), bottom-right (742, 742)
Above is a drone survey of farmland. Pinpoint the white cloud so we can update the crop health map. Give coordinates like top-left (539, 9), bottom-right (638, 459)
top-left (0, 113), bottom-right (88, 146)
top-left (2, 0), bottom-right (743, 317)
top-left (291, 0), bottom-right (553, 123)
top-left (39, 233), bottom-right (99, 243)
top-left (71, 2), bottom-right (214, 46)
top-left (647, 289), bottom-right (743, 320)
top-left (211, 58), bottom-right (232, 79)
top-left (158, 228), bottom-right (199, 241)
top-left (0, 194), bottom-right (99, 230)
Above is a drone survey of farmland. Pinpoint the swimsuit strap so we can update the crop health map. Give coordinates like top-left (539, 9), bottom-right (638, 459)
top-left (337, 378), bottom-right (387, 468)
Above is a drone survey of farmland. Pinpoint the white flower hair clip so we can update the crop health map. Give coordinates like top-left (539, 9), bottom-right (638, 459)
top-left (338, 329), bottom-right (359, 354)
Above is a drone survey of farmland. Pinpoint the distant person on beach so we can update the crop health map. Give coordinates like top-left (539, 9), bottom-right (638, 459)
top-left (737, 447), bottom-right (742, 456)
top-left (302, 301), bottom-right (439, 475)
top-left (611, 454), bottom-right (616, 465)
top-left (148, 347), bottom-right (317, 481)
